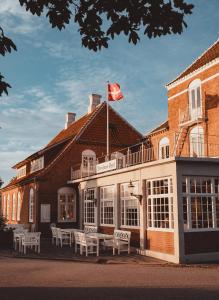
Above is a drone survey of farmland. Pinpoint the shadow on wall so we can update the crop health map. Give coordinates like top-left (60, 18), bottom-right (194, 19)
top-left (0, 287), bottom-right (219, 300)
top-left (205, 93), bottom-right (219, 110)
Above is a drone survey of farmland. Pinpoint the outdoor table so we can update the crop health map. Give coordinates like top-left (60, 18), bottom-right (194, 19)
top-left (86, 233), bottom-right (113, 254)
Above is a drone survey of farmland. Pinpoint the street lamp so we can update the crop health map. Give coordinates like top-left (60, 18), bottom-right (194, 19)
top-left (128, 180), bottom-right (142, 204)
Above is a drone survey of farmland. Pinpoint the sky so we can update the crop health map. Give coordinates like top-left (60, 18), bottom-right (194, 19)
top-left (0, 0), bottom-right (219, 185)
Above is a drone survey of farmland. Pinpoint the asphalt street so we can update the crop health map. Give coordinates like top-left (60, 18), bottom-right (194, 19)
top-left (0, 257), bottom-right (219, 300)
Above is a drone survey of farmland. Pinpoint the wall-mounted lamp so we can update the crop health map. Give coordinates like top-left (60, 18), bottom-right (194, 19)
top-left (128, 180), bottom-right (143, 204)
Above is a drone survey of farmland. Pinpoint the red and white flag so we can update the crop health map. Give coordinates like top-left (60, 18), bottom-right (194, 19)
top-left (108, 83), bottom-right (124, 101)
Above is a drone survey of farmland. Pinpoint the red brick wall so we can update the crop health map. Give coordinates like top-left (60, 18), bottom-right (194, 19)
top-left (99, 226), bottom-right (115, 235)
top-left (146, 230), bottom-right (174, 254)
top-left (184, 231), bottom-right (219, 255)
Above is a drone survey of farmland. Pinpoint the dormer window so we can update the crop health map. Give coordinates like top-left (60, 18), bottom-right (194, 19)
top-left (189, 79), bottom-right (202, 121)
top-left (81, 150), bottom-right (96, 175)
top-left (30, 156), bottom-right (44, 173)
top-left (159, 137), bottom-right (170, 159)
top-left (17, 165), bottom-right (26, 179)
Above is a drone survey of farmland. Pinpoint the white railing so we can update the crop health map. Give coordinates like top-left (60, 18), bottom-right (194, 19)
top-left (71, 147), bottom-right (155, 180)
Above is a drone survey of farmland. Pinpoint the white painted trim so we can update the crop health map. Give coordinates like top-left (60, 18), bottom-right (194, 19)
top-left (168, 71), bottom-right (219, 101)
top-left (166, 58), bottom-right (219, 91)
top-left (137, 249), bottom-right (179, 264)
top-left (168, 89), bottom-right (188, 101)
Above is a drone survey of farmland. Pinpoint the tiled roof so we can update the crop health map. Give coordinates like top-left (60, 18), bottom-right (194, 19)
top-left (1, 170), bottom-right (42, 190)
top-left (167, 39), bottom-right (219, 86)
top-left (13, 104), bottom-right (103, 169)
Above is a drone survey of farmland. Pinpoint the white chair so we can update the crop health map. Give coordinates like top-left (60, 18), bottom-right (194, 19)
top-left (51, 227), bottom-right (58, 245)
top-left (31, 224), bottom-right (36, 232)
top-left (79, 232), bottom-right (99, 257)
top-left (74, 230), bottom-right (82, 253)
top-left (21, 232), bottom-right (41, 254)
top-left (56, 228), bottom-right (71, 247)
top-left (84, 226), bottom-right (98, 234)
top-left (13, 229), bottom-right (28, 251)
top-left (104, 230), bottom-right (131, 255)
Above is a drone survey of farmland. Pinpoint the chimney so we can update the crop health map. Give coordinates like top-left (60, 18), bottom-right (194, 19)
top-left (88, 94), bottom-right (102, 113)
top-left (65, 112), bottom-right (76, 129)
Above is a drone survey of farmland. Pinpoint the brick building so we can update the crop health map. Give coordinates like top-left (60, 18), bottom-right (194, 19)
top-left (69, 40), bottom-right (219, 263)
top-left (0, 94), bottom-right (142, 233)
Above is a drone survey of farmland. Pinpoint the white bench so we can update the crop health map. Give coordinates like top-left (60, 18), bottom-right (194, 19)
top-left (84, 226), bottom-right (98, 234)
top-left (104, 230), bottom-right (131, 255)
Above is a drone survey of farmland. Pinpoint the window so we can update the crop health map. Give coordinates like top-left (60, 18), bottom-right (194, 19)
top-left (6, 194), bottom-right (10, 220)
top-left (147, 178), bottom-right (174, 230)
top-left (17, 165), bottom-right (26, 179)
top-left (100, 186), bottom-right (114, 225)
top-left (81, 150), bottom-right (96, 175)
top-left (2, 195), bottom-right (6, 217)
top-left (84, 188), bottom-right (96, 224)
top-left (17, 192), bottom-right (21, 221)
top-left (189, 79), bottom-right (202, 120)
top-left (182, 176), bottom-right (219, 230)
top-left (121, 183), bottom-right (140, 227)
top-left (41, 204), bottom-right (51, 223)
top-left (190, 126), bottom-right (204, 157)
top-left (29, 188), bottom-right (34, 222)
top-left (159, 137), bottom-right (170, 159)
top-left (58, 187), bottom-right (76, 222)
top-left (30, 156), bottom-right (44, 173)
top-left (12, 193), bottom-right (16, 221)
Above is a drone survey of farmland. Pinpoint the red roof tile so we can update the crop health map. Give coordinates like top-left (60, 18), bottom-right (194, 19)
top-left (167, 39), bottom-right (219, 86)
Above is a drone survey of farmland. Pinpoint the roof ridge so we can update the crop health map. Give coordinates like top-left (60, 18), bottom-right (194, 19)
top-left (166, 38), bottom-right (219, 87)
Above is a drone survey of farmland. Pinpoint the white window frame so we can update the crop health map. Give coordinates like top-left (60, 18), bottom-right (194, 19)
top-left (147, 177), bottom-right (174, 232)
top-left (17, 165), bottom-right (26, 179)
top-left (189, 126), bottom-right (204, 157)
top-left (120, 182), bottom-right (140, 228)
top-left (30, 156), bottom-right (44, 173)
top-left (84, 188), bottom-right (96, 225)
top-left (182, 176), bottom-right (219, 232)
top-left (188, 79), bottom-right (202, 121)
top-left (2, 195), bottom-right (6, 217)
top-left (29, 188), bottom-right (34, 223)
top-left (159, 137), bottom-right (170, 159)
top-left (58, 187), bottom-right (76, 223)
top-left (100, 185), bottom-right (115, 226)
top-left (17, 192), bottom-right (21, 221)
top-left (12, 193), bottom-right (16, 221)
top-left (81, 150), bottom-right (96, 174)
top-left (6, 194), bottom-right (10, 220)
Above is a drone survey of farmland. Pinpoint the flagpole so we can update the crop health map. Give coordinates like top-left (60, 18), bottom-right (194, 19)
top-left (106, 81), bottom-right (109, 160)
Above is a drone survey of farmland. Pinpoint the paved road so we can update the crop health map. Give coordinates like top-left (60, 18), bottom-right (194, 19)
top-left (0, 257), bottom-right (219, 300)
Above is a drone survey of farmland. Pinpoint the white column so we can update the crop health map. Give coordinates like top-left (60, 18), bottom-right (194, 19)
top-left (79, 186), bottom-right (84, 230)
top-left (95, 187), bottom-right (100, 229)
top-left (114, 183), bottom-right (120, 229)
top-left (140, 180), bottom-right (146, 250)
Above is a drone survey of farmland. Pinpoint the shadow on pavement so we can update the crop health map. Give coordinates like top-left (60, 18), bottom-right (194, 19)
top-left (0, 287), bottom-right (219, 300)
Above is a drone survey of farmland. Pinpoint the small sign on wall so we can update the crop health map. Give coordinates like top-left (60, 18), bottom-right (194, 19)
top-left (96, 159), bottom-right (117, 174)
top-left (41, 204), bottom-right (51, 223)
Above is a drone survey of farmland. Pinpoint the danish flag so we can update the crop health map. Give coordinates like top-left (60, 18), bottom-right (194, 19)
top-left (108, 83), bottom-right (124, 101)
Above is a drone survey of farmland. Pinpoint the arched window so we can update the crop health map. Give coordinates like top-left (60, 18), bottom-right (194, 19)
top-left (82, 150), bottom-right (96, 175)
top-left (190, 126), bottom-right (204, 157)
top-left (17, 192), bottom-right (21, 221)
top-left (12, 193), bottom-right (16, 221)
top-left (188, 79), bottom-right (202, 121)
top-left (159, 137), bottom-right (170, 159)
top-left (29, 188), bottom-right (34, 223)
top-left (111, 151), bottom-right (125, 168)
top-left (58, 187), bottom-right (76, 222)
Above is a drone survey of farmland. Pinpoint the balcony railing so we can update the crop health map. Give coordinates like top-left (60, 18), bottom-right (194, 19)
top-left (179, 107), bottom-right (204, 126)
top-left (71, 132), bottom-right (219, 181)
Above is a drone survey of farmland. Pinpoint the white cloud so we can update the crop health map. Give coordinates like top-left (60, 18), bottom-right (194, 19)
top-left (0, 0), bottom-right (43, 35)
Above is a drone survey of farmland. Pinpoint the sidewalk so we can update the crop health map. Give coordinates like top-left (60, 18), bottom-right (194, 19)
top-left (0, 238), bottom-right (168, 265)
